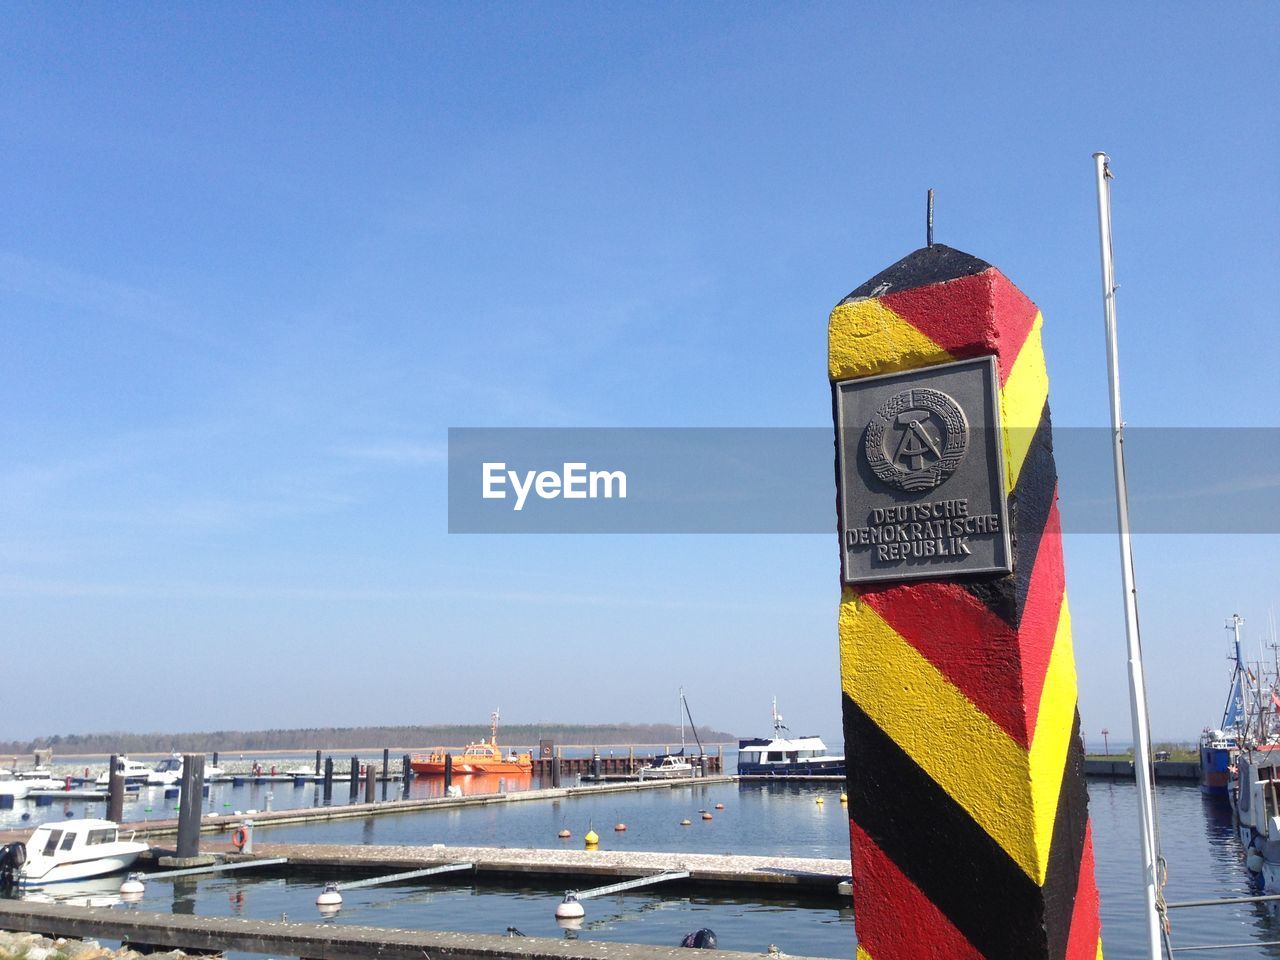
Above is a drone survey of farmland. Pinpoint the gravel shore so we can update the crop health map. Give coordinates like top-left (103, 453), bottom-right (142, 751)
top-left (0, 930), bottom-right (218, 960)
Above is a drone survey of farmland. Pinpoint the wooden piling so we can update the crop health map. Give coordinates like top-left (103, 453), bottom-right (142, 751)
top-left (364, 765), bottom-right (376, 804)
top-left (107, 755), bottom-right (124, 824)
top-left (176, 754), bottom-right (205, 859)
top-left (322, 757), bottom-right (334, 805)
top-left (443, 753), bottom-right (453, 790)
top-left (349, 756), bottom-right (359, 800)
top-left (314, 749), bottom-right (322, 776)
top-left (401, 754), bottom-right (412, 796)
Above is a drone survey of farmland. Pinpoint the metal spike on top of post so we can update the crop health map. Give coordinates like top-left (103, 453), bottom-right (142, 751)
top-left (1093, 150), bottom-right (1164, 960)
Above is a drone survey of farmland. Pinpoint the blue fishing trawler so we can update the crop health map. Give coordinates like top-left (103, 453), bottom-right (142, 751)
top-left (1201, 615), bottom-right (1245, 796)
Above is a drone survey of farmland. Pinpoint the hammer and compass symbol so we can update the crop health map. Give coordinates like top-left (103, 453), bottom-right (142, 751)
top-left (864, 387), bottom-right (969, 492)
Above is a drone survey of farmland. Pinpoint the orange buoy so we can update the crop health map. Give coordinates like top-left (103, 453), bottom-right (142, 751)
top-left (714, 803), bottom-right (725, 810)
top-left (614, 823), bottom-right (627, 832)
top-left (558, 829), bottom-right (571, 839)
top-left (701, 812), bottom-right (713, 820)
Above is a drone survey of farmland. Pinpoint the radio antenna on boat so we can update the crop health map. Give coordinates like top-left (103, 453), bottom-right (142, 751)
top-left (1094, 151), bottom-right (1167, 960)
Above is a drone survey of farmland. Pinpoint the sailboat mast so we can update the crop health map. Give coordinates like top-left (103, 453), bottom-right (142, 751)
top-left (679, 687), bottom-right (685, 752)
top-left (1094, 151), bottom-right (1163, 960)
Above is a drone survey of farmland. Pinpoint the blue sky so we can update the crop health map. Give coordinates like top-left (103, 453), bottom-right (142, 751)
top-left (1, 4), bottom-right (1276, 744)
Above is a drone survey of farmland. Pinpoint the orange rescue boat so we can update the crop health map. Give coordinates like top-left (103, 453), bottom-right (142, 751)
top-left (410, 710), bottom-right (532, 777)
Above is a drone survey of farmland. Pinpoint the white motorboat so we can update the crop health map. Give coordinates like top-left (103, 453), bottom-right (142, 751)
top-left (0, 780), bottom-right (31, 801)
top-left (639, 752), bottom-right (694, 779)
top-left (94, 758), bottom-right (153, 786)
top-left (737, 698), bottom-right (846, 777)
top-left (147, 754), bottom-right (225, 785)
top-left (17, 819), bottom-right (148, 887)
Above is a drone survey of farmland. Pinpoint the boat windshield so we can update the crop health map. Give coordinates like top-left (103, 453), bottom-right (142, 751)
top-left (42, 830), bottom-right (62, 856)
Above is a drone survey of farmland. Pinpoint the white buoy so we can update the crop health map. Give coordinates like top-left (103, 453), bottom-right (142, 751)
top-left (316, 882), bottom-right (343, 910)
top-left (555, 893), bottom-right (585, 919)
top-left (119, 873), bottom-right (145, 900)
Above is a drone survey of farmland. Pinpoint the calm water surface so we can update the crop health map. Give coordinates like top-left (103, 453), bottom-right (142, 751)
top-left (13, 780), bottom-right (1280, 958)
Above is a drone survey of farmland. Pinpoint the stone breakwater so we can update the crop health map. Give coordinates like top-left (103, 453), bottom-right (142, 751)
top-left (0, 929), bottom-right (218, 960)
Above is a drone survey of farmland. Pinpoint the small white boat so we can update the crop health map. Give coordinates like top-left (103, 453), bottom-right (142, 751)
top-left (0, 780), bottom-right (31, 801)
top-left (17, 819), bottom-right (148, 887)
top-left (639, 753), bottom-right (694, 780)
top-left (94, 758), bottom-right (153, 786)
top-left (147, 754), bottom-right (225, 785)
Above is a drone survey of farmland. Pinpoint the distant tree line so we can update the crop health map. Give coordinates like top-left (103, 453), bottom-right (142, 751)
top-left (0, 722), bottom-right (739, 756)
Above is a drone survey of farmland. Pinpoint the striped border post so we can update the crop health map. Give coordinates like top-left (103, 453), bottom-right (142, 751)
top-left (829, 245), bottom-right (1102, 960)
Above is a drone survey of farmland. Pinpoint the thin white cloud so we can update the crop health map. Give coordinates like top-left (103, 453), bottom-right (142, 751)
top-left (0, 250), bottom-right (233, 353)
top-left (330, 440), bottom-right (447, 466)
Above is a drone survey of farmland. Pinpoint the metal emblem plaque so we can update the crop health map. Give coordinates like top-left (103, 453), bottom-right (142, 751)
top-left (835, 355), bottom-right (1011, 585)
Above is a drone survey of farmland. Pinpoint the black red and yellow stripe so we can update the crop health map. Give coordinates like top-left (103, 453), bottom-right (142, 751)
top-left (829, 245), bottom-right (1102, 960)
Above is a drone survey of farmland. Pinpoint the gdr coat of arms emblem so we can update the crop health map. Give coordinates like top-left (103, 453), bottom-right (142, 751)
top-left (863, 387), bottom-right (969, 492)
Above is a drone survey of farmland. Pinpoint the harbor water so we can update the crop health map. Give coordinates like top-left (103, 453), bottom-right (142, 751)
top-left (10, 777), bottom-right (1280, 958)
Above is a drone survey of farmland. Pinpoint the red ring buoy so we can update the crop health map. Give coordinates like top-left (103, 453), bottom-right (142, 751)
top-left (231, 827), bottom-right (248, 850)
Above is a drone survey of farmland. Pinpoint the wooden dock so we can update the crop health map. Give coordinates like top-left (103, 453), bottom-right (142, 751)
top-left (241, 842), bottom-right (850, 896)
top-left (1083, 759), bottom-right (1200, 782)
top-left (532, 752), bottom-right (724, 777)
top-left (0, 901), bottom-right (833, 960)
top-left (0, 776), bottom-right (735, 846)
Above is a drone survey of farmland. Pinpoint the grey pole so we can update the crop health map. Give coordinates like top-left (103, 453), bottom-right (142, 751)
top-left (322, 757), bottom-right (334, 805)
top-left (402, 754), bottom-right (412, 796)
top-left (364, 765), bottom-right (376, 804)
top-left (349, 756), bottom-right (359, 801)
top-left (314, 749), bottom-right (322, 776)
top-left (176, 754), bottom-right (205, 860)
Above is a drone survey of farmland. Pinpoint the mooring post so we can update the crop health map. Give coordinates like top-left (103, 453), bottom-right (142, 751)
top-left (551, 755), bottom-right (561, 788)
top-left (176, 754), bottom-right (205, 859)
top-left (364, 764), bottom-right (376, 803)
top-left (402, 754), bottom-right (412, 796)
top-left (322, 757), bottom-right (333, 805)
top-left (444, 753), bottom-right (453, 790)
top-left (349, 756), bottom-right (359, 800)
top-left (314, 749), bottom-right (321, 776)
top-left (211, 751), bottom-right (218, 769)
top-left (829, 244), bottom-right (1101, 959)
top-left (107, 754), bottom-right (124, 823)
top-left (382, 748), bottom-right (390, 800)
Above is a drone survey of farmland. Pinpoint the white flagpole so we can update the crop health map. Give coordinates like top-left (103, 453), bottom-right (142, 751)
top-left (1093, 151), bottom-right (1164, 960)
